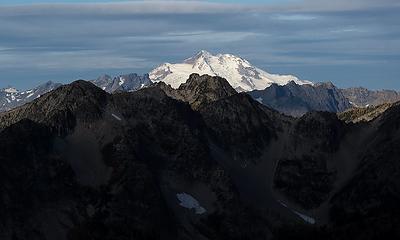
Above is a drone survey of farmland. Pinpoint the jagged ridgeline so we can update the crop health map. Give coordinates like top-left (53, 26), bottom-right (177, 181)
top-left (1, 74), bottom-right (400, 240)
top-left (2, 51), bottom-right (400, 117)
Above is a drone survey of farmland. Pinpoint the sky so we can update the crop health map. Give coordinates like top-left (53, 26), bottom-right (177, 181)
top-left (0, 0), bottom-right (399, 90)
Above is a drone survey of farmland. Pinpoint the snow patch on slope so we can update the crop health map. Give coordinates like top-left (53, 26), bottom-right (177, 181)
top-left (278, 200), bottom-right (316, 224)
top-left (176, 193), bottom-right (206, 214)
top-left (111, 113), bottom-right (122, 121)
top-left (4, 88), bottom-right (18, 94)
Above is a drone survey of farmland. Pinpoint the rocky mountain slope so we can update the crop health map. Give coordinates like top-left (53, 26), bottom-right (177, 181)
top-left (338, 102), bottom-right (396, 123)
top-left (249, 81), bottom-right (351, 117)
top-left (149, 50), bottom-right (312, 92)
top-left (341, 87), bottom-right (400, 107)
top-left (92, 73), bottom-right (151, 93)
top-left (1, 74), bottom-right (400, 240)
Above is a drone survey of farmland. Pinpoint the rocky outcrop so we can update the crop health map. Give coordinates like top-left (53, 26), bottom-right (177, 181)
top-left (338, 102), bottom-right (396, 123)
top-left (156, 73), bottom-right (237, 110)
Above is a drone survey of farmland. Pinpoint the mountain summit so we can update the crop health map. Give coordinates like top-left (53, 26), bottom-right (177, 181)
top-left (149, 50), bottom-right (312, 92)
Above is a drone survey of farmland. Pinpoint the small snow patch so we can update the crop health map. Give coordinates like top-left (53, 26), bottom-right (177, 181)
top-left (256, 97), bottom-right (263, 104)
top-left (176, 193), bottom-right (206, 215)
top-left (26, 93), bottom-right (35, 98)
top-left (4, 88), bottom-right (18, 93)
top-left (293, 210), bottom-right (316, 224)
top-left (112, 113), bottom-right (122, 121)
top-left (278, 200), bottom-right (316, 224)
top-left (118, 77), bottom-right (125, 86)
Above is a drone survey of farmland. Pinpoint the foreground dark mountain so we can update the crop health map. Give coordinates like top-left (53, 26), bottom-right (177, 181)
top-left (1, 74), bottom-right (400, 240)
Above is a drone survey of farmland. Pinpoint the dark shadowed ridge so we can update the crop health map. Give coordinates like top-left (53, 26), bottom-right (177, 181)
top-left (249, 81), bottom-right (351, 117)
top-left (1, 75), bottom-right (400, 239)
top-left (0, 80), bottom-right (109, 135)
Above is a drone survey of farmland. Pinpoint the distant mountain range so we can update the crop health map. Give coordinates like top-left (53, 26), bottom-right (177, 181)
top-left (92, 73), bottom-right (151, 93)
top-left (1, 51), bottom-right (399, 116)
top-left (0, 73), bottom-right (150, 112)
top-left (248, 81), bottom-right (400, 117)
top-left (341, 87), bottom-right (400, 107)
top-left (249, 81), bottom-right (351, 117)
top-left (1, 75), bottom-right (400, 239)
top-left (0, 81), bottom-right (61, 112)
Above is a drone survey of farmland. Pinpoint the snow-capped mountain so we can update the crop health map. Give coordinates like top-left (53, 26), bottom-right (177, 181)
top-left (149, 50), bottom-right (312, 92)
top-left (0, 81), bottom-right (61, 112)
top-left (92, 73), bottom-right (151, 93)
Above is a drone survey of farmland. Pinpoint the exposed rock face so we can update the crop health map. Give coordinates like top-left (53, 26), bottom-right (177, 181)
top-left (1, 75), bottom-right (400, 240)
top-left (156, 73), bottom-right (237, 110)
top-left (338, 102), bottom-right (395, 123)
top-left (91, 73), bottom-right (151, 93)
top-left (249, 81), bottom-right (351, 117)
top-left (341, 87), bottom-right (400, 107)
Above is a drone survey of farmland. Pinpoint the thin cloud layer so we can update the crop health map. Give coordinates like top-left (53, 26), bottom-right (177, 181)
top-left (1, 0), bottom-right (399, 15)
top-left (0, 0), bottom-right (399, 89)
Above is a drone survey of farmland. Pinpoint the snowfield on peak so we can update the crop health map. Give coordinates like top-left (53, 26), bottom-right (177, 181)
top-left (0, 81), bottom-right (61, 112)
top-left (149, 50), bottom-right (312, 92)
